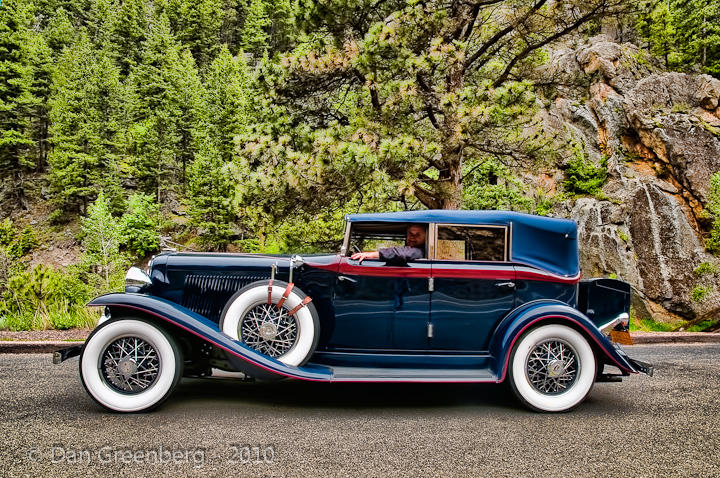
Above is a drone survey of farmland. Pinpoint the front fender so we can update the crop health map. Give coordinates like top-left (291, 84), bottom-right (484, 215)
top-left (489, 300), bottom-right (638, 381)
top-left (88, 293), bottom-right (332, 381)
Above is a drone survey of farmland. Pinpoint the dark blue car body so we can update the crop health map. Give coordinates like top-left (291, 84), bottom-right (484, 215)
top-left (85, 210), bottom-right (648, 386)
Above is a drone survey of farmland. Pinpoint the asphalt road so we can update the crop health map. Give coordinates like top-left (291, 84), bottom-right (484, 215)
top-left (1, 345), bottom-right (719, 478)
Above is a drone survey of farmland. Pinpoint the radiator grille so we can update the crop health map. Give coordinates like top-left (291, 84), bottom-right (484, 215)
top-left (182, 274), bottom-right (269, 321)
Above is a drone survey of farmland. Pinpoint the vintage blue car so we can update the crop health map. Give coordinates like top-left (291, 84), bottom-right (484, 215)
top-left (55, 210), bottom-right (652, 413)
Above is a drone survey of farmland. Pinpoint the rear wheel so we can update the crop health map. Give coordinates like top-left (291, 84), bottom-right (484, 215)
top-left (508, 323), bottom-right (596, 412)
top-left (80, 319), bottom-right (183, 413)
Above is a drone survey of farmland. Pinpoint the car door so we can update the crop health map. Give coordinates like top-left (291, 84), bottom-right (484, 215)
top-left (429, 224), bottom-right (516, 352)
top-left (329, 256), bottom-right (431, 351)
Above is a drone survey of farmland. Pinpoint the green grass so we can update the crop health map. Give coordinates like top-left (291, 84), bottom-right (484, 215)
top-left (0, 307), bottom-right (98, 331)
top-left (629, 317), bottom-right (678, 332)
top-left (686, 320), bottom-right (719, 332)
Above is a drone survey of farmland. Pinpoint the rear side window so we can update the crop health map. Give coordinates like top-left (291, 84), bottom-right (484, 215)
top-left (436, 225), bottom-right (507, 262)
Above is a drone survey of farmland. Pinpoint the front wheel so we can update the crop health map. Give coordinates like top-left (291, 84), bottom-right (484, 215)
top-left (508, 324), bottom-right (596, 412)
top-left (79, 319), bottom-right (183, 413)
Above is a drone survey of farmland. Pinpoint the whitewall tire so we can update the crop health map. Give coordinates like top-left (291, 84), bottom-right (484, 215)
top-left (80, 319), bottom-right (182, 413)
top-left (508, 323), bottom-right (596, 412)
top-left (220, 280), bottom-right (319, 367)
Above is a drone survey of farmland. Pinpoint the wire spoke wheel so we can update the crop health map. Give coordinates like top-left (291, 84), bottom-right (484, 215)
top-left (509, 324), bottom-right (596, 412)
top-left (221, 280), bottom-right (320, 366)
top-left (100, 336), bottom-right (160, 394)
top-left (240, 303), bottom-right (298, 358)
top-left (525, 339), bottom-right (578, 395)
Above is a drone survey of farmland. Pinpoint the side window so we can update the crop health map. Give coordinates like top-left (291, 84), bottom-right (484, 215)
top-left (435, 225), bottom-right (507, 262)
top-left (347, 223), bottom-right (411, 257)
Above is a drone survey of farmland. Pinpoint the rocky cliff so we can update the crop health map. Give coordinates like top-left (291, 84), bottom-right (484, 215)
top-left (539, 35), bottom-right (720, 325)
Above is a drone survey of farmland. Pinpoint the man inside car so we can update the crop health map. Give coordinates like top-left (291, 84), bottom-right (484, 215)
top-left (351, 224), bottom-right (427, 264)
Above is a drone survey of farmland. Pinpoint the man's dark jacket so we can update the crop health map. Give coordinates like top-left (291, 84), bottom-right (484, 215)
top-left (378, 246), bottom-right (423, 265)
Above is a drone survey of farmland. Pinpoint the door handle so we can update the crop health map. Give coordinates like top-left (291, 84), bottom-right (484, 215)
top-left (495, 281), bottom-right (515, 289)
top-left (338, 275), bottom-right (358, 283)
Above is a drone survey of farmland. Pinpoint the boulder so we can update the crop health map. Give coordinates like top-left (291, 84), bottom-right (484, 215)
top-left (539, 37), bottom-right (720, 323)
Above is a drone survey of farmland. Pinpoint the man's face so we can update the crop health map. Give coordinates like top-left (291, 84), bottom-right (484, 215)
top-left (406, 225), bottom-right (426, 248)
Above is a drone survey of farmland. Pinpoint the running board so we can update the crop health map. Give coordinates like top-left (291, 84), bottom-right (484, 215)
top-left (330, 366), bottom-right (497, 382)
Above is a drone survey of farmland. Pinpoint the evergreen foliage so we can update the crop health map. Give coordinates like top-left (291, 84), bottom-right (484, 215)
top-left (128, 15), bottom-right (208, 206)
top-left (48, 37), bottom-right (126, 216)
top-left (187, 144), bottom-right (236, 250)
top-left (563, 138), bottom-right (608, 196)
top-left (205, 45), bottom-right (252, 164)
top-left (637, 0), bottom-right (720, 76)
top-left (240, 0), bottom-right (271, 54)
top-left (0, 0), bottom-right (41, 205)
top-left (120, 193), bottom-right (162, 257)
top-left (707, 172), bottom-right (720, 254)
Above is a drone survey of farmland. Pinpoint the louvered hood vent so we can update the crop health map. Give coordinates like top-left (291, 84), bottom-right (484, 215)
top-left (182, 274), bottom-right (269, 322)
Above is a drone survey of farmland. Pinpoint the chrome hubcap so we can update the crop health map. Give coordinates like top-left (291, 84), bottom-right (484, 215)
top-left (259, 322), bottom-right (278, 340)
top-left (101, 337), bottom-right (160, 393)
top-left (241, 303), bottom-right (298, 357)
top-left (526, 339), bottom-right (579, 395)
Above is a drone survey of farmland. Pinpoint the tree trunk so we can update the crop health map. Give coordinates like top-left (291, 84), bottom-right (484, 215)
top-left (437, 149), bottom-right (463, 210)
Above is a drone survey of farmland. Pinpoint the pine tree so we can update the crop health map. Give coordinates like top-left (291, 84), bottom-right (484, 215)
top-left (206, 46), bottom-right (251, 164)
top-left (25, 29), bottom-right (54, 173)
top-left (166, 0), bottom-right (225, 69)
top-left (672, 0), bottom-right (720, 76)
top-left (265, 0), bottom-right (297, 52)
top-left (649, 0), bottom-right (676, 68)
top-left (187, 144), bottom-right (236, 251)
top-left (636, 0), bottom-right (720, 77)
top-left (128, 14), bottom-right (207, 207)
top-left (48, 36), bottom-right (126, 216)
top-left (106, 0), bottom-right (149, 76)
top-left (0, 0), bottom-right (39, 207)
top-left (240, 0), bottom-right (270, 55)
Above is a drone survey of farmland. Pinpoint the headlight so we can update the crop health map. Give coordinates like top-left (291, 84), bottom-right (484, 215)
top-left (125, 267), bottom-right (152, 292)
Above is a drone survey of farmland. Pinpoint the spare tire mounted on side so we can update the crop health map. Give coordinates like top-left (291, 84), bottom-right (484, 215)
top-left (220, 280), bottom-right (320, 367)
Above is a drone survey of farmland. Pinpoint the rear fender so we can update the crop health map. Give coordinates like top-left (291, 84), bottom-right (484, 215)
top-left (489, 300), bottom-right (638, 381)
top-left (88, 293), bottom-right (332, 381)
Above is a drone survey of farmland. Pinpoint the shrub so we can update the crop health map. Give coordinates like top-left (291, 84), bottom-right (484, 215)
top-left (120, 193), bottom-right (161, 257)
top-left (707, 172), bottom-right (720, 254)
top-left (695, 262), bottom-right (719, 275)
top-left (563, 137), bottom-right (608, 196)
top-left (0, 264), bottom-right (96, 331)
top-left (0, 219), bottom-right (15, 246)
top-left (8, 226), bottom-right (37, 257)
top-left (0, 220), bottom-right (37, 258)
top-left (691, 285), bottom-right (711, 303)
